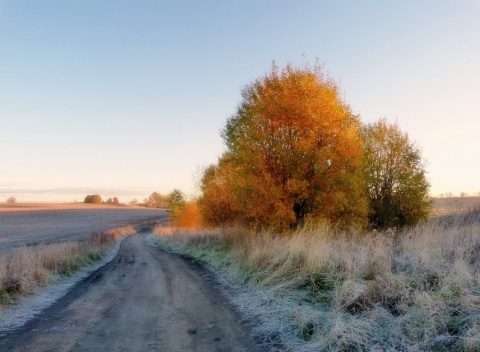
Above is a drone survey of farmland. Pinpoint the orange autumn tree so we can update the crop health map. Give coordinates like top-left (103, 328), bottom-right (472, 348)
top-left (199, 153), bottom-right (247, 227)
top-left (204, 61), bottom-right (367, 230)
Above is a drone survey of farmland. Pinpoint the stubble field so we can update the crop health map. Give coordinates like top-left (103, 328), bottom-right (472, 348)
top-left (0, 203), bottom-right (167, 255)
top-left (432, 196), bottom-right (480, 215)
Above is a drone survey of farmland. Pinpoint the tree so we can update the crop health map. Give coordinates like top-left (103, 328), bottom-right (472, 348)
top-left (362, 119), bottom-right (431, 228)
top-left (168, 189), bottom-right (186, 213)
top-left (219, 61), bottom-right (367, 230)
top-left (146, 192), bottom-right (167, 208)
top-left (168, 189), bottom-right (187, 226)
top-left (106, 197), bottom-right (113, 203)
top-left (129, 198), bottom-right (138, 205)
top-left (199, 155), bottom-right (243, 227)
top-left (6, 196), bottom-right (16, 203)
top-left (84, 194), bottom-right (102, 203)
top-left (113, 197), bottom-right (119, 204)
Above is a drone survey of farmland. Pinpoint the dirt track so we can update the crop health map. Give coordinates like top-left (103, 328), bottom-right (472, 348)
top-left (0, 231), bottom-right (260, 352)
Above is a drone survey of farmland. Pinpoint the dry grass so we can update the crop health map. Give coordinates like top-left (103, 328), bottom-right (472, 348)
top-left (0, 226), bottom-right (135, 305)
top-left (153, 212), bottom-right (480, 351)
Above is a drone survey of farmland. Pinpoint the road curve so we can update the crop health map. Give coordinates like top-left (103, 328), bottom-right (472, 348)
top-left (0, 231), bottom-right (260, 352)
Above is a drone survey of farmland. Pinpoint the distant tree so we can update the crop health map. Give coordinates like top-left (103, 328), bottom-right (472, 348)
top-left (460, 192), bottom-right (468, 197)
top-left (84, 194), bottom-right (102, 204)
top-left (168, 189), bottom-right (186, 214)
top-left (106, 197), bottom-right (113, 203)
top-left (129, 198), bottom-right (138, 205)
top-left (168, 189), bottom-right (188, 226)
top-left (219, 61), bottom-right (367, 230)
top-left (146, 192), bottom-right (167, 208)
top-left (113, 197), bottom-right (119, 204)
top-left (362, 119), bottom-right (431, 228)
top-left (6, 196), bottom-right (16, 203)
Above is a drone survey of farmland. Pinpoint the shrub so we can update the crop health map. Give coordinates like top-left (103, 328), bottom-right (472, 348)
top-left (173, 201), bottom-right (202, 229)
top-left (84, 194), bottom-right (102, 203)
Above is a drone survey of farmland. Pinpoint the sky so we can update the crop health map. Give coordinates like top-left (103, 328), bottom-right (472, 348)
top-left (1, 1), bottom-right (479, 202)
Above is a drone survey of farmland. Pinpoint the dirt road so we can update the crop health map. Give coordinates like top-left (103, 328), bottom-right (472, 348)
top-left (0, 231), bottom-right (260, 352)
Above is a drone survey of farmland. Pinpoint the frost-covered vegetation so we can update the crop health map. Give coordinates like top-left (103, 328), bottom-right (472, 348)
top-left (153, 211), bottom-right (480, 351)
top-left (0, 226), bottom-right (135, 305)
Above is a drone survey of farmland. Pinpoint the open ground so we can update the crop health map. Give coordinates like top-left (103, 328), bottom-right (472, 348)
top-left (0, 203), bottom-right (166, 255)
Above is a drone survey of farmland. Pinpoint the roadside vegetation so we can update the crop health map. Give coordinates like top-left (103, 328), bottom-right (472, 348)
top-left (150, 61), bottom-right (479, 350)
top-left (154, 210), bottom-right (480, 351)
top-left (0, 226), bottom-right (135, 305)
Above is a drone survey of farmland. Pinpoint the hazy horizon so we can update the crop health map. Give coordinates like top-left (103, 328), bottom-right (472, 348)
top-left (0, 185), bottom-right (166, 203)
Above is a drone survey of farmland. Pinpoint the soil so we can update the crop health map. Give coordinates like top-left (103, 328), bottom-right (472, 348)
top-left (0, 231), bottom-right (260, 352)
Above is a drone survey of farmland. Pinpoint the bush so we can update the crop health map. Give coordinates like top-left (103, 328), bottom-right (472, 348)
top-left (173, 202), bottom-right (202, 229)
top-left (84, 194), bottom-right (102, 203)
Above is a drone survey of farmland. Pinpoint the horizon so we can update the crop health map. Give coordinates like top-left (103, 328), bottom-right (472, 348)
top-left (1, 1), bottom-right (479, 202)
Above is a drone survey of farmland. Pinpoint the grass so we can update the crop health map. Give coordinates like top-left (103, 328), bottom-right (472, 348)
top-left (153, 211), bottom-right (480, 351)
top-left (0, 225), bottom-right (135, 305)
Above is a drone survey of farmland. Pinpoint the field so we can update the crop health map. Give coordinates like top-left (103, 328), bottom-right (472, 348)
top-left (432, 196), bottom-right (480, 215)
top-left (0, 203), bottom-right (167, 255)
top-left (0, 203), bottom-right (166, 321)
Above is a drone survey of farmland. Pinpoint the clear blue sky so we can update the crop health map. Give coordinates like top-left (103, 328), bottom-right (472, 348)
top-left (1, 1), bottom-right (479, 202)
